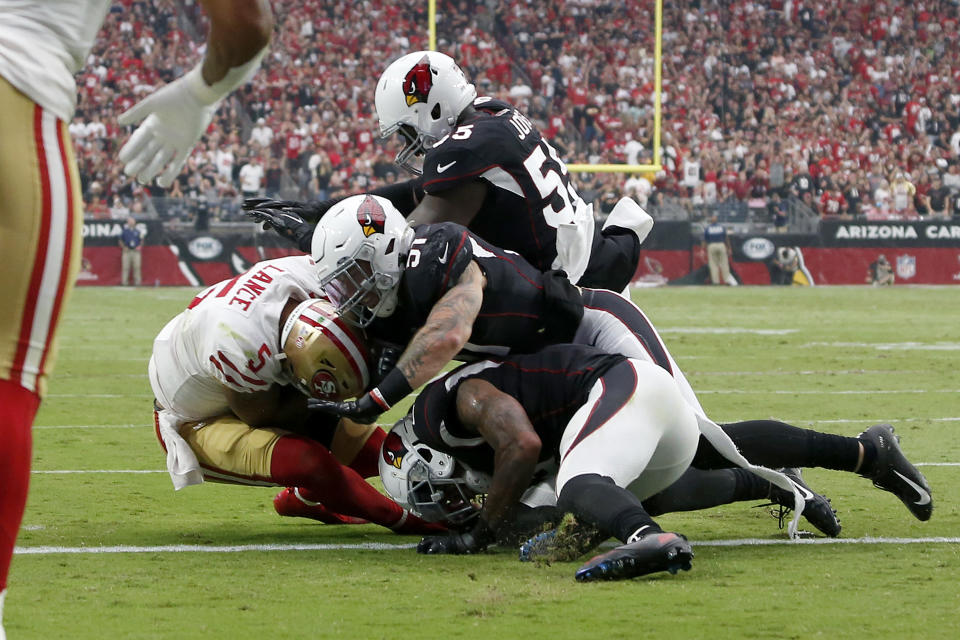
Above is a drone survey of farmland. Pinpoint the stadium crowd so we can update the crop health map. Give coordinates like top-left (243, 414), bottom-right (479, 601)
top-left (71, 0), bottom-right (960, 225)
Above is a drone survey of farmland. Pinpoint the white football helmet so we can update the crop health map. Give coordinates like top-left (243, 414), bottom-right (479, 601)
top-left (280, 298), bottom-right (371, 400)
top-left (379, 415), bottom-right (491, 526)
top-left (375, 50), bottom-right (477, 174)
top-left (311, 194), bottom-right (414, 327)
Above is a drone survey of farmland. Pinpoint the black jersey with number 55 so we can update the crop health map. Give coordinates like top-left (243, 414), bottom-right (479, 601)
top-left (420, 97), bottom-right (592, 273)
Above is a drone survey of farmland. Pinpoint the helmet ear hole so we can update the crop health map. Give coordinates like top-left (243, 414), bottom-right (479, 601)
top-left (431, 103), bottom-right (442, 120)
top-left (281, 299), bottom-right (371, 399)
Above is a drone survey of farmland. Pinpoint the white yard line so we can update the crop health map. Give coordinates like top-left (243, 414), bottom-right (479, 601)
top-left (31, 462), bottom-right (958, 475)
top-left (697, 389), bottom-right (960, 395)
top-left (34, 424), bottom-right (147, 429)
top-left (660, 328), bottom-right (798, 335)
top-left (802, 341), bottom-right (960, 351)
top-left (34, 417), bottom-right (960, 430)
top-left (688, 370), bottom-right (925, 376)
top-left (14, 537), bottom-right (960, 555)
top-left (45, 393), bottom-right (153, 398)
top-left (54, 388), bottom-right (959, 398)
top-left (813, 417), bottom-right (960, 424)
top-left (32, 470), bottom-right (166, 474)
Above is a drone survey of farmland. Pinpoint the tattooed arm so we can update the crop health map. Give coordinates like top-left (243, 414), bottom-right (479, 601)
top-left (306, 261), bottom-right (485, 422)
top-left (395, 260), bottom-right (485, 389)
top-left (455, 378), bottom-right (541, 539)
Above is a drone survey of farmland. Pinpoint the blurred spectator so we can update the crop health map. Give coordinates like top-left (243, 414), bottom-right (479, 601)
top-left (867, 254), bottom-right (895, 286)
top-left (86, 181), bottom-right (109, 219)
top-left (702, 214), bottom-right (732, 285)
top-left (890, 171), bottom-right (917, 217)
top-left (69, 0), bottom-right (960, 228)
top-left (249, 117), bottom-right (274, 149)
top-left (944, 163), bottom-right (960, 192)
top-left (119, 216), bottom-right (143, 286)
top-left (239, 156), bottom-right (265, 199)
top-left (926, 173), bottom-right (952, 218)
top-left (109, 194), bottom-right (130, 220)
top-left (623, 172), bottom-right (653, 208)
top-left (769, 192), bottom-right (789, 231)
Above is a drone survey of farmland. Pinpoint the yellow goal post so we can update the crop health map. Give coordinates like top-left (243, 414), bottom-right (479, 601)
top-left (427, 0), bottom-right (663, 177)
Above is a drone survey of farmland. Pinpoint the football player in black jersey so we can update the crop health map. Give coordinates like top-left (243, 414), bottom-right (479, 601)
top-left (303, 195), bottom-right (933, 541)
top-left (244, 50), bottom-right (652, 293)
top-left (306, 194), bottom-right (839, 536)
top-left (376, 344), bottom-right (933, 581)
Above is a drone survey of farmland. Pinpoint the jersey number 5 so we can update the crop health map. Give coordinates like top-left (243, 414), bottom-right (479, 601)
top-left (522, 140), bottom-right (586, 228)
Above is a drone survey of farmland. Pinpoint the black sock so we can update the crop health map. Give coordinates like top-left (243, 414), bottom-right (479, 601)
top-left (643, 468), bottom-right (769, 515)
top-left (734, 468), bottom-right (775, 501)
top-left (693, 420), bottom-right (862, 472)
top-left (558, 474), bottom-right (662, 543)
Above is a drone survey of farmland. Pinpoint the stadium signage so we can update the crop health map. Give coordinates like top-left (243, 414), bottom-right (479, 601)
top-left (82, 219), bottom-right (163, 244)
top-left (834, 224), bottom-right (918, 240)
top-left (741, 237), bottom-right (775, 260)
top-left (821, 220), bottom-right (960, 247)
top-left (83, 222), bottom-right (125, 237)
top-left (188, 236), bottom-right (223, 260)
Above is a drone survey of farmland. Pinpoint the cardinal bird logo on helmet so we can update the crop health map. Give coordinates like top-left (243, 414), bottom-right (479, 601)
top-left (357, 195), bottom-right (386, 237)
top-left (402, 55), bottom-right (433, 107)
top-left (382, 431), bottom-right (408, 469)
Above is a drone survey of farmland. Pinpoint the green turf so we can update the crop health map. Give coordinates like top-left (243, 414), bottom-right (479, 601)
top-left (7, 285), bottom-right (960, 639)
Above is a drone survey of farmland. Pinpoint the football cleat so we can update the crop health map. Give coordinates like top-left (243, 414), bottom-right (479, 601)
top-left (858, 424), bottom-right (933, 521)
top-left (519, 514), bottom-right (608, 563)
top-left (767, 468), bottom-right (842, 537)
top-left (273, 488), bottom-right (369, 525)
top-left (574, 532), bottom-right (692, 582)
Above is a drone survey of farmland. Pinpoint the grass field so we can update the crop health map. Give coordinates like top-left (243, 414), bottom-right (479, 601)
top-left (8, 285), bottom-right (960, 639)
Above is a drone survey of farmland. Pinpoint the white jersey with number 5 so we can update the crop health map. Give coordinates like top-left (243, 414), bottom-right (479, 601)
top-left (149, 256), bottom-right (322, 422)
top-left (0, 0), bottom-right (112, 121)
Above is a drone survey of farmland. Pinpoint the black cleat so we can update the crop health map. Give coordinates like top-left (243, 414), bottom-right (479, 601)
top-left (574, 532), bottom-right (692, 582)
top-left (859, 424), bottom-right (933, 521)
top-left (768, 468), bottom-right (842, 537)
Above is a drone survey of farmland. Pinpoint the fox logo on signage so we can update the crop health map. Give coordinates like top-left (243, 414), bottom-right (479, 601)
top-left (742, 237), bottom-right (775, 260)
top-left (188, 236), bottom-right (223, 260)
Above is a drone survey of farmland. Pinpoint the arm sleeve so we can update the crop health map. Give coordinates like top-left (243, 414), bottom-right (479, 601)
top-left (369, 177), bottom-right (425, 215)
top-left (314, 178), bottom-right (425, 219)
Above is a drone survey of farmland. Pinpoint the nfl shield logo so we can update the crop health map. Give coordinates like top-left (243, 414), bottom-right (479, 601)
top-left (896, 254), bottom-right (916, 280)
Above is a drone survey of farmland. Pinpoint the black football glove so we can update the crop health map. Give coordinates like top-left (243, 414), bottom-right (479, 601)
top-left (307, 369), bottom-right (413, 424)
top-left (307, 392), bottom-right (384, 425)
top-left (242, 197), bottom-right (336, 223)
top-left (243, 206), bottom-right (315, 252)
top-left (417, 528), bottom-right (491, 555)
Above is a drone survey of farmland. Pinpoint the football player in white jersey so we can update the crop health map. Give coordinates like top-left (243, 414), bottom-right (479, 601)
top-left (0, 2), bottom-right (272, 633)
top-left (149, 255), bottom-right (442, 536)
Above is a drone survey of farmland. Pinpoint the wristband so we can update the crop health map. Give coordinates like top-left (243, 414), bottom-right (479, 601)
top-left (369, 368), bottom-right (413, 410)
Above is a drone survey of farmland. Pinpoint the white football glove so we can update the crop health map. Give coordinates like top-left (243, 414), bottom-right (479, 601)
top-left (117, 67), bottom-right (218, 188)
